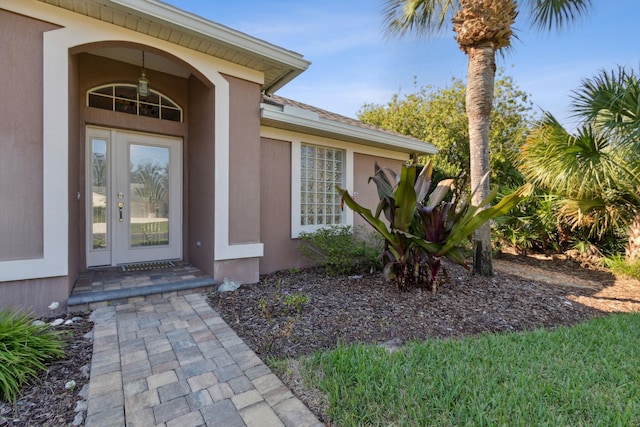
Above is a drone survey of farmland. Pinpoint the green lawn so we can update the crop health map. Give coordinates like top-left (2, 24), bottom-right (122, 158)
top-left (291, 313), bottom-right (640, 426)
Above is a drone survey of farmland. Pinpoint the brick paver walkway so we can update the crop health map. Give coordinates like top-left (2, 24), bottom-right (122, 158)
top-left (85, 293), bottom-right (323, 427)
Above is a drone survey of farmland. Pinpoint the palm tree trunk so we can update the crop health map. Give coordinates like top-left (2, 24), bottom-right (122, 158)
top-left (626, 210), bottom-right (640, 261)
top-left (466, 42), bottom-right (496, 276)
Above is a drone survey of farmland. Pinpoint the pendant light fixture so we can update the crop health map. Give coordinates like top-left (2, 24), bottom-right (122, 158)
top-left (137, 51), bottom-right (149, 97)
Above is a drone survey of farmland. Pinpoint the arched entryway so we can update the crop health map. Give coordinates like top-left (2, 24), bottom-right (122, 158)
top-left (69, 42), bottom-right (216, 275)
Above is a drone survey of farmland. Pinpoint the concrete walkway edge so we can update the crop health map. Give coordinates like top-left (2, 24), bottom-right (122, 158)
top-left (85, 293), bottom-right (323, 427)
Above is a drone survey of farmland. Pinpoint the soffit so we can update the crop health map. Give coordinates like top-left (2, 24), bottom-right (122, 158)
top-left (37, 0), bottom-right (310, 92)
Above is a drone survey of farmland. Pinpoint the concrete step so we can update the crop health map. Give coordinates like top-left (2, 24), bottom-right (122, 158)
top-left (67, 276), bottom-right (217, 312)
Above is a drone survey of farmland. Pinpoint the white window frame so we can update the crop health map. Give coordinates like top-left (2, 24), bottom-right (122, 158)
top-left (291, 139), bottom-right (354, 238)
top-left (86, 84), bottom-right (183, 122)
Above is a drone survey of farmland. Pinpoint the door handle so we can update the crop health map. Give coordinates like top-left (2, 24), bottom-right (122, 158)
top-left (118, 202), bottom-right (124, 222)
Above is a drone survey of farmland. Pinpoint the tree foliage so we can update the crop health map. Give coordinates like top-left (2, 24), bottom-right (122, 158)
top-left (358, 71), bottom-right (536, 189)
top-left (519, 67), bottom-right (640, 258)
top-left (381, 0), bottom-right (591, 276)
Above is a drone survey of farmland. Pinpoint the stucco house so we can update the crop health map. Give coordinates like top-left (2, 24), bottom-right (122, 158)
top-left (0, 0), bottom-right (436, 314)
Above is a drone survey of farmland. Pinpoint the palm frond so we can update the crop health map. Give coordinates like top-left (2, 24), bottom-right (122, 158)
top-left (522, 0), bottom-right (592, 32)
top-left (520, 110), bottom-right (640, 239)
top-left (570, 66), bottom-right (640, 141)
top-left (382, 0), bottom-right (460, 38)
top-left (556, 195), bottom-right (637, 239)
top-left (519, 112), bottom-right (635, 200)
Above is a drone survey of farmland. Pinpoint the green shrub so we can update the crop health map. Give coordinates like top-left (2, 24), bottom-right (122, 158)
top-left (338, 161), bottom-right (532, 291)
top-left (299, 225), bottom-right (382, 276)
top-left (493, 189), bottom-right (562, 254)
top-left (603, 255), bottom-right (640, 279)
top-left (0, 309), bottom-right (65, 402)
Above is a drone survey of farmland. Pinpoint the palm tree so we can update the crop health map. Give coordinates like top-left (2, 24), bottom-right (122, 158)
top-left (383, 0), bottom-right (592, 276)
top-left (519, 67), bottom-right (640, 260)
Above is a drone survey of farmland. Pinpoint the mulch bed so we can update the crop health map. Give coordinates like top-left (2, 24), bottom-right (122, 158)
top-left (208, 254), bottom-right (619, 360)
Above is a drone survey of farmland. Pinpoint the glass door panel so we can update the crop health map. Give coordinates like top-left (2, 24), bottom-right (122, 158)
top-left (128, 144), bottom-right (170, 248)
top-left (86, 127), bottom-right (113, 267)
top-left (91, 139), bottom-right (108, 250)
top-left (114, 131), bottom-right (181, 265)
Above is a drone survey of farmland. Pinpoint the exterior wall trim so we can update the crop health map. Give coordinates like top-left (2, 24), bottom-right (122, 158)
top-left (0, 19), bottom-right (69, 282)
top-left (213, 75), bottom-right (264, 260)
top-left (0, 1), bottom-right (263, 281)
top-left (260, 126), bottom-right (412, 160)
top-left (290, 140), bottom-right (354, 238)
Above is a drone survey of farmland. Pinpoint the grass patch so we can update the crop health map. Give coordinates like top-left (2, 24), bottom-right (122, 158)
top-left (0, 309), bottom-right (65, 402)
top-left (603, 255), bottom-right (640, 280)
top-left (303, 313), bottom-right (640, 426)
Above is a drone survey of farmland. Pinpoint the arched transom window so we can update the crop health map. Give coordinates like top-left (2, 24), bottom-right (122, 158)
top-left (87, 84), bottom-right (183, 122)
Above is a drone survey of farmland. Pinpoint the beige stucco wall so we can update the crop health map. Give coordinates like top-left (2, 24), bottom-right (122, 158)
top-left (187, 75), bottom-right (215, 276)
top-left (259, 137), bottom-right (312, 274)
top-left (0, 277), bottom-right (69, 316)
top-left (0, 10), bottom-right (69, 313)
top-left (227, 75), bottom-right (262, 245)
top-left (214, 258), bottom-right (261, 284)
top-left (0, 10), bottom-right (57, 261)
top-left (211, 75), bottom-right (263, 283)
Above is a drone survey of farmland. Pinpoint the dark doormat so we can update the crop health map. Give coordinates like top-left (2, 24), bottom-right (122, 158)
top-left (120, 261), bottom-right (176, 272)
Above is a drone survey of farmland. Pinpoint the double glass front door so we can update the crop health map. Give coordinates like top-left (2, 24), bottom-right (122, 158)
top-left (86, 127), bottom-right (182, 267)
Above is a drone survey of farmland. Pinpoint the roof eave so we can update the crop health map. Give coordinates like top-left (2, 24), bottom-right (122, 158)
top-left (109, 0), bottom-right (309, 66)
top-left (260, 104), bottom-right (438, 155)
top-left (105, 0), bottom-right (310, 88)
top-left (263, 70), bottom-right (301, 95)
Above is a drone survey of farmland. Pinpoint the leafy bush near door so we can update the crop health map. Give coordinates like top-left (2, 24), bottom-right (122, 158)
top-left (337, 161), bottom-right (532, 291)
top-left (0, 309), bottom-right (65, 402)
top-left (298, 225), bottom-right (383, 276)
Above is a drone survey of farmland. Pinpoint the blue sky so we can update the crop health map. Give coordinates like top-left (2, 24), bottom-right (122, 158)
top-left (165, 1), bottom-right (639, 128)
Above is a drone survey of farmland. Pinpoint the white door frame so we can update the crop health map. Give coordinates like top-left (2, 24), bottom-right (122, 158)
top-left (85, 126), bottom-right (182, 267)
